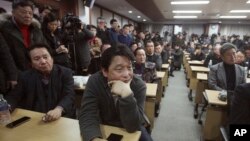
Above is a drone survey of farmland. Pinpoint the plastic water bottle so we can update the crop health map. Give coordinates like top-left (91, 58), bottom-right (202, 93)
top-left (208, 59), bottom-right (212, 68)
top-left (0, 94), bottom-right (11, 126)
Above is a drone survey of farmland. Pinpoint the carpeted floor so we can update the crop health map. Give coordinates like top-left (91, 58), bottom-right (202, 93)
top-left (151, 69), bottom-right (203, 141)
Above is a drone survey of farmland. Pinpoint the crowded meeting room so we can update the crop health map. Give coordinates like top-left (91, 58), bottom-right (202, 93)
top-left (1, 0), bottom-right (250, 141)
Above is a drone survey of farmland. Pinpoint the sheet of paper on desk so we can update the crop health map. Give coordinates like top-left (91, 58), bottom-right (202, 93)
top-left (73, 76), bottom-right (89, 88)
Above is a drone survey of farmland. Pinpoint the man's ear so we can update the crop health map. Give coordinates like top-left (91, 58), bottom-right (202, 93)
top-left (101, 68), bottom-right (108, 77)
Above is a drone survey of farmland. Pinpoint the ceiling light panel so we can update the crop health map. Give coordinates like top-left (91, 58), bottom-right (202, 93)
top-left (171, 1), bottom-right (210, 5)
top-left (174, 16), bottom-right (198, 18)
top-left (173, 10), bottom-right (202, 13)
top-left (219, 16), bottom-right (247, 19)
top-left (230, 10), bottom-right (250, 13)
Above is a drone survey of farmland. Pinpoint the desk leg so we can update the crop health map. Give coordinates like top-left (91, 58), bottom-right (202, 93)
top-left (145, 98), bottom-right (156, 130)
top-left (203, 106), bottom-right (227, 141)
top-left (188, 89), bottom-right (193, 101)
top-left (194, 80), bottom-right (205, 119)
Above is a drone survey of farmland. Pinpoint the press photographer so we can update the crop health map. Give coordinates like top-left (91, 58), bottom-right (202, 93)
top-left (62, 13), bottom-right (94, 75)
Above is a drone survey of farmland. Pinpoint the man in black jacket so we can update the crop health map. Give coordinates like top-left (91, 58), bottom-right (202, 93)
top-left (6, 43), bottom-right (75, 121)
top-left (0, 0), bottom-right (47, 72)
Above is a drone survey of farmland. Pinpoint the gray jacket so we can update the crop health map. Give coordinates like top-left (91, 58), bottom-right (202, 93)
top-left (79, 72), bottom-right (146, 141)
top-left (208, 62), bottom-right (246, 91)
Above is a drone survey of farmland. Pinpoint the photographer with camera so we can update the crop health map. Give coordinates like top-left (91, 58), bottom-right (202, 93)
top-left (62, 14), bottom-right (94, 75)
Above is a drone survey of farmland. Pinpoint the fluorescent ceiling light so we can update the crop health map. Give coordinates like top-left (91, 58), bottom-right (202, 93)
top-left (128, 11), bottom-right (133, 13)
top-left (143, 19), bottom-right (147, 21)
top-left (174, 16), bottom-right (198, 18)
top-left (247, 0), bottom-right (250, 4)
top-left (173, 10), bottom-right (202, 13)
top-left (137, 16), bottom-right (141, 18)
top-left (219, 16), bottom-right (247, 19)
top-left (230, 10), bottom-right (250, 13)
top-left (171, 1), bottom-right (209, 5)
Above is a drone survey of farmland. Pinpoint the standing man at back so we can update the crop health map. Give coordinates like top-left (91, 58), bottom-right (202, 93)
top-left (0, 0), bottom-right (46, 72)
top-left (108, 19), bottom-right (119, 45)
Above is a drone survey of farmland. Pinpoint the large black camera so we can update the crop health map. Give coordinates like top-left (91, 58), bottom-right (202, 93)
top-left (62, 13), bottom-right (82, 34)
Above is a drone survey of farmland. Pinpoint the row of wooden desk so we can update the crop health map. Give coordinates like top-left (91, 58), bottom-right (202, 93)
top-left (0, 108), bottom-right (141, 141)
top-left (183, 53), bottom-right (223, 140)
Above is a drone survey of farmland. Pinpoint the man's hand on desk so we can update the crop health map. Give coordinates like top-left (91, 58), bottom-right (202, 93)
top-left (108, 80), bottom-right (132, 98)
top-left (92, 138), bottom-right (108, 141)
top-left (42, 106), bottom-right (63, 122)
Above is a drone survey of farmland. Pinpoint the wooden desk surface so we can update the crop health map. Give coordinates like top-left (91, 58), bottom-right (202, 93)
top-left (0, 109), bottom-right (141, 141)
top-left (156, 71), bottom-right (165, 78)
top-left (197, 73), bottom-right (208, 80)
top-left (146, 83), bottom-right (157, 97)
top-left (161, 64), bottom-right (169, 69)
top-left (188, 60), bottom-right (204, 65)
top-left (191, 66), bottom-right (210, 72)
top-left (204, 90), bottom-right (227, 106)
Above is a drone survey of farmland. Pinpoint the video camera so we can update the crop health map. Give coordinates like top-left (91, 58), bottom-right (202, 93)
top-left (62, 13), bottom-right (82, 34)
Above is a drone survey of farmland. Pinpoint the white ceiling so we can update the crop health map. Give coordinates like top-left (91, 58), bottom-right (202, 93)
top-left (94, 0), bottom-right (151, 22)
top-left (156, 0), bottom-right (250, 19)
top-left (95, 0), bottom-right (250, 24)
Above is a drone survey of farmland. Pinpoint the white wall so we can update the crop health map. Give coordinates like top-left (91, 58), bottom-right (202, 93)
top-left (78, 0), bottom-right (90, 24)
top-left (91, 6), bottom-right (100, 25)
top-left (220, 24), bottom-right (250, 38)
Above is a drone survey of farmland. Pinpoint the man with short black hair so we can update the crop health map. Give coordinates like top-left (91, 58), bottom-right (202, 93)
top-left (118, 24), bottom-right (132, 47)
top-left (204, 42), bottom-right (222, 67)
top-left (6, 43), bottom-right (76, 121)
top-left (208, 43), bottom-right (245, 91)
top-left (79, 44), bottom-right (152, 141)
top-left (108, 18), bottom-right (119, 45)
top-left (145, 40), bottom-right (162, 71)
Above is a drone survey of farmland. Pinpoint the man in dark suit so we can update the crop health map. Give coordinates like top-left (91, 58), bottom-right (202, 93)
top-left (230, 83), bottom-right (250, 124)
top-left (145, 40), bottom-right (162, 71)
top-left (6, 43), bottom-right (75, 121)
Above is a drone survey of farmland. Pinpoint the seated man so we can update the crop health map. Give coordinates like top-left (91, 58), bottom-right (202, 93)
top-left (134, 47), bottom-right (157, 83)
top-left (6, 43), bottom-right (75, 121)
top-left (204, 43), bottom-right (222, 67)
top-left (190, 45), bottom-right (206, 61)
top-left (145, 40), bottom-right (162, 71)
top-left (208, 43), bottom-right (246, 91)
top-left (79, 44), bottom-right (152, 141)
top-left (230, 83), bottom-right (250, 124)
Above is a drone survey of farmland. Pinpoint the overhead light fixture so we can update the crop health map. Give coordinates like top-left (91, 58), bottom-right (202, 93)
top-left (230, 10), bottom-right (250, 13)
top-left (247, 0), bottom-right (250, 3)
top-left (171, 1), bottom-right (209, 5)
top-left (137, 16), bottom-right (141, 18)
top-left (143, 19), bottom-right (147, 21)
top-left (174, 16), bottom-right (198, 18)
top-left (128, 11), bottom-right (133, 14)
top-left (219, 16), bottom-right (247, 19)
top-left (172, 10), bottom-right (202, 13)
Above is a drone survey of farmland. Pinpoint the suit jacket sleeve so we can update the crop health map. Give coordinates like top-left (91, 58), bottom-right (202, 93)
top-left (56, 68), bottom-right (75, 115)
top-left (79, 75), bottom-right (102, 141)
top-left (0, 33), bottom-right (17, 81)
top-left (208, 65), bottom-right (223, 91)
top-left (118, 78), bottom-right (146, 132)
